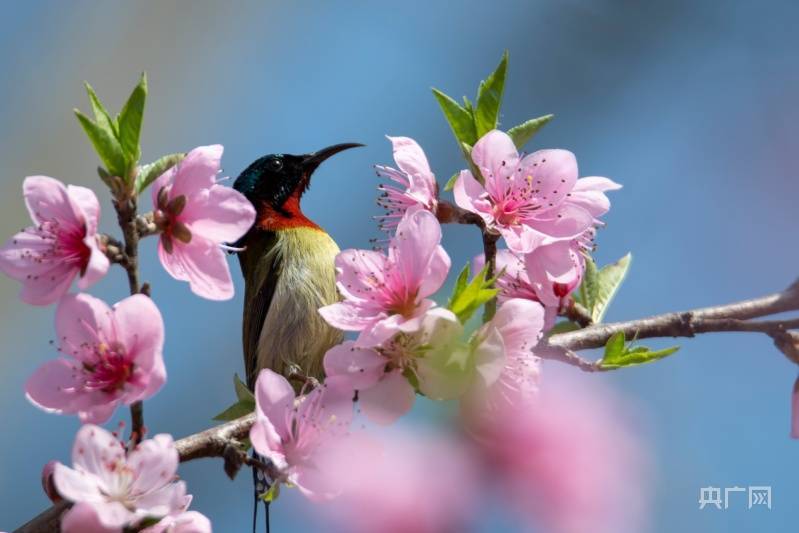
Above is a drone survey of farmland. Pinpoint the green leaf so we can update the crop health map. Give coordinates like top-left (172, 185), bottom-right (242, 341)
top-left (462, 95), bottom-right (474, 113)
top-left (444, 172), bottom-right (460, 192)
top-left (234, 373), bottom-right (254, 403)
top-left (84, 83), bottom-right (117, 137)
top-left (507, 114), bottom-right (554, 149)
top-left (432, 88), bottom-right (478, 146)
top-left (117, 73), bottom-right (147, 170)
top-left (573, 253), bottom-right (632, 324)
top-left (212, 399), bottom-right (255, 421)
top-left (96, 166), bottom-right (117, 190)
top-left (447, 264), bottom-right (498, 323)
top-left (447, 263), bottom-right (471, 308)
top-left (135, 153), bottom-right (185, 194)
top-left (458, 141), bottom-right (486, 185)
top-left (591, 253), bottom-right (632, 323)
top-left (603, 331), bottom-right (626, 360)
top-left (261, 483), bottom-right (281, 503)
top-left (213, 373), bottom-right (256, 421)
top-left (74, 109), bottom-right (127, 177)
top-left (474, 51), bottom-right (508, 137)
top-left (600, 342), bottom-right (679, 370)
top-left (575, 257), bottom-right (599, 311)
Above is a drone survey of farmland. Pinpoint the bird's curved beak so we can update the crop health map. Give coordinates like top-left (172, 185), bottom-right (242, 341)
top-left (302, 143), bottom-right (364, 175)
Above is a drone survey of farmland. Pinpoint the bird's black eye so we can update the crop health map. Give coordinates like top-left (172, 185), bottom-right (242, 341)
top-left (268, 157), bottom-right (283, 172)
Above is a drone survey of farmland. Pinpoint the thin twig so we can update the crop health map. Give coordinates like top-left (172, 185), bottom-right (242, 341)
top-left (561, 298), bottom-right (593, 328)
top-left (435, 201), bottom-right (500, 323)
top-left (481, 232), bottom-right (499, 322)
top-left (111, 192), bottom-right (150, 445)
top-left (435, 200), bottom-right (485, 227)
top-left (537, 281), bottom-right (799, 371)
top-left (113, 194), bottom-right (141, 295)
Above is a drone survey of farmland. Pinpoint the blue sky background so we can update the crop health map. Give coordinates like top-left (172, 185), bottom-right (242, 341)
top-left (1, 1), bottom-right (798, 531)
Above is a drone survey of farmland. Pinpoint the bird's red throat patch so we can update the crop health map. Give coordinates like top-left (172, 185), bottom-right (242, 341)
top-left (257, 192), bottom-right (321, 231)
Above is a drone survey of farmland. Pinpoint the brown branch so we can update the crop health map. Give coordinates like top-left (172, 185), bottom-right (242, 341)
top-left (113, 194), bottom-right (142, 295)
top-left (435, 199), bottom-right (485, 227)
top-left (14, 502), bottom-right (69, 533)
top-left (561, 298), bottom-right (593, 328)
top-left (111, 195), bottom-right (160, 446)
top-left (542, 281), bottom-right (799, 369)
top-left (176, 413), bottom-right (256, 462)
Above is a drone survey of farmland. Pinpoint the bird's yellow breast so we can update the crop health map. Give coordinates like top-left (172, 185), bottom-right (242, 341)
top-left (255, 227), bottom-right (343, 381)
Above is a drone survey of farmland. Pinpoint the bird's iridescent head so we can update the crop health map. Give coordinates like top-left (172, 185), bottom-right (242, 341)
top-left (233, 143), bottom-right (363, 214)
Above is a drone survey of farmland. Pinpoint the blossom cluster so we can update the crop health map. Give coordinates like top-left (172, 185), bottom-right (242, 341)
top-left (455, 130), bottom-right (620, 311)
top-left (245, 129), bottom-right (635, 533)
top-left (0, 145), bottom-right (255, 531)
top-left (0, 75), bottom-right (635, 531)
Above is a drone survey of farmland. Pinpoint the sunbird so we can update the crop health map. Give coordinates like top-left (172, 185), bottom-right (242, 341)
top-left (232, 143), bottom-right (363, 390)
top-left (233, 143), bottom-right (362, 531)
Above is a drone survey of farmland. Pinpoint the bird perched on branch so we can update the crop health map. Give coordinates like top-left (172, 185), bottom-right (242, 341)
top-left (233, 143), bottom-right (362, 532)
top-left (233, 143), bottom-right (362, 390)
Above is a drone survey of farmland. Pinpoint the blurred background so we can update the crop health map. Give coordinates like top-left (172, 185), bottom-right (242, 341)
top-left (1, 0), bottom-right (798, 531)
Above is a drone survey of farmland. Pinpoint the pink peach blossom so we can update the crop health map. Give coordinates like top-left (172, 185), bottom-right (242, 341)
top-left (323, 307), bottom-right (468, 424)
top-left (0, 176), bottom-right (109, 305)
top-left (468, 373), bottom-right (652, 533)
top-left (477, 242), bottom-right (585, 310)
top-left (62, 505), bottom-right (211, 533)
top-left (152, 145), bottom-right (255, 300)
top-left (249, 369), bottom-right (354, 500)
top-left (319, 207), bottom-right (451, 347)
top-left (314, 430), bottom-right (479, 533)
top-left (464, 298), bottom-right (545, 419)
top-left (375, 136), bottom-right (438, 232)
top-left (54, 425), bottom-right (208, 532)
top-left (525, 240), bottom-right (585, 307)
top-left (454, 129), bottom-right (619, 254)
top-left (26, 293), bottom-right (165, 423)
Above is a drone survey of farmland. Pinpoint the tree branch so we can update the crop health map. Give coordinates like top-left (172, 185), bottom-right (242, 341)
top-left (435, 200), bottom-right (485, 227)
top-left (543, 280), bottom-right (799, 368)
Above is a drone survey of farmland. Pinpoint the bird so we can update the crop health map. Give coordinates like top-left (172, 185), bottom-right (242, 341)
top-left (232, 143), bottom-right (362, 390)
top-left (232, 143), bottom-right (362, 532)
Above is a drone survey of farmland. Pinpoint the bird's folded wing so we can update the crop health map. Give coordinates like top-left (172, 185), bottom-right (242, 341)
top-left (239, 231), bottom-right (282, 389)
